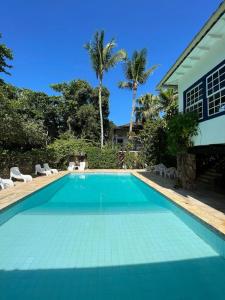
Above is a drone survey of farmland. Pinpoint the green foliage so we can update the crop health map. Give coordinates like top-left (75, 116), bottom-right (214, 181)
top-left (119, 49), bottom-right (158, 88)
top-left (51, 79), bottom-right (111, 141)
top-left (139, 118), bottom-right (170, 166)
top-left (0, 79), bottom-right (114, 150)
top-left (86, 146), bottom-right (119, 169)
top-left (123, 152), bottom-right (144, 169)
top-left (0, 33), bottom-right (13, 76)
top-left (167, 112), bottom-right (199, 155)
top-left (47, 136), bottom-right (119, 169)
top-left (136, 93), bottom-right (160, 123)
top-left (47, 137), bottom-right (92, 168)
top-left (0, 87), bottom-right (47, 149)
top-left (159, 88), bottom-right (178, 121)
top-left (84, 30), bottom-right (126, 81)
top-left (119, 49), bottom-right (158, 134)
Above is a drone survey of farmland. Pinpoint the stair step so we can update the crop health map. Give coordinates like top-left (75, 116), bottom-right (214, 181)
top-left (205, 169), bottom-right (222, 175)
top-left (198, 177), bottom-right (214, 184)
top-left (199, 174), bottom-right (214, 180)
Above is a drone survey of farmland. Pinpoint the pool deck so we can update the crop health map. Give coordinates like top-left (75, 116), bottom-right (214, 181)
top-left (0, 169), bottom-right (225, 236)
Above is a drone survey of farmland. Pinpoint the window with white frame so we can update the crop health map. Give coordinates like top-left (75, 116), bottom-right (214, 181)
top-left (207, 64), bottom-right (225, 116)
top-left (185, 82), bottom-right (203, 119)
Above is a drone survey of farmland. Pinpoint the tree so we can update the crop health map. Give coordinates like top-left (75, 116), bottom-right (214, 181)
top-left (119, 49), bottom-right (158, 136)
top-left (139, 118), bottom-right (167, 166)
top-left (0, 33), bottom-right (13, 78)
top-left (166, 112), bottom-right (199, 156)
top-left (85, 30), bottom-right (126, 148)
top-left (159, 87), bottom-right (178, 120)
top-left (136, 93), bottom-right (160, 123)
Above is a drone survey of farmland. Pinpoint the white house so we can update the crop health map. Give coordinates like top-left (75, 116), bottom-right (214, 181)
top-left (157, 2), bottom-right (225, 147)
top-left (157, 2), bottom-right (225, 190)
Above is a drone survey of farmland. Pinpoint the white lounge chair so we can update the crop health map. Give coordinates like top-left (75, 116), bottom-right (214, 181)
top-left (35, 164), bottom-right (51, 176)
top-left (0, 177), bottom-right (14, 189)
top-left (10, 167), bottom-right (32, 182)
top-left (43, 163), bottom-right (58, 174)
top-left (78, 161), bottom-right (86, 171)
top-left (165, 167), bottom-right (177, 179)
top-left (0, 178), bottom-right (3, 189)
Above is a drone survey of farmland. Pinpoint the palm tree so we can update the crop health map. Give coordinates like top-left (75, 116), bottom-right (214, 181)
top-left (119, 49), bottom-right (158, 136)
top-left (159, 88), bottom-right (178, 120)
top-left (136, 93), bottom-right (160, 123)
top-left (85, 31), bottom-right (126, 148)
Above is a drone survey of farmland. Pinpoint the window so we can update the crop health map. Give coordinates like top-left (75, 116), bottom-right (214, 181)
top-left (117, 138), bottom-right (124, 144)
top-left (207, 64), bottom-right (225, 116)
top-left (185, 82), bottom-right (203, 119)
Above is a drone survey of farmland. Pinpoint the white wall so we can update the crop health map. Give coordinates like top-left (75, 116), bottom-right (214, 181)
top-left (178, 37), bottom-right (225, 146)
top-left (193, 115), bottom-right (225, 145)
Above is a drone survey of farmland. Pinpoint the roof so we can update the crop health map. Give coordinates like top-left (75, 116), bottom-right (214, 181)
top-left (114, 123), bottom-right (142, 130)
top-left (157, 1), bottom-right (225, 90)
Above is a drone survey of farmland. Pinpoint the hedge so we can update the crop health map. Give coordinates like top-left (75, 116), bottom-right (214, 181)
top-left (0, 138), bottom-right (147, 177)
top-left (0, 138), bottom-right (120, 177)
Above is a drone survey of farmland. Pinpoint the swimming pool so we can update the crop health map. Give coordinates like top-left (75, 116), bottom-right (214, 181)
top-left (0, 173), bottom-right (225, 299)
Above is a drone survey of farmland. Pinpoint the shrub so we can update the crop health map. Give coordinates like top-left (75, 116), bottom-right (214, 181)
top-left (86, 146), bottom-right (119, 169)
top-left (47, 137), bottom-right (92, 168)
top-left (123, 151), bottom-right (145, 169)
top-left (166, 112), bottom-right (199, 156)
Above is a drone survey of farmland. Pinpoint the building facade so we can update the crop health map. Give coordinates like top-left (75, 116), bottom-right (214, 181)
top-left (157, 2), bottom-right (225, 190)
top-left (113, 123), bottom-right (142, 151)
top-left (157, 2), bottom-right (225, 147)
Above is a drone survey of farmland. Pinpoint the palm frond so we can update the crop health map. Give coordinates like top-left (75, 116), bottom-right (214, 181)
top-left (118, 81), bottom-right (133, 89)
top-left (85, 30), bottom-right (125, 80)
top-left (106, 49), bottom-right (127, 70)
top-left (139, 64), bottom-right (159, 84)
top-left (120, 48), bottom-right (158, 87)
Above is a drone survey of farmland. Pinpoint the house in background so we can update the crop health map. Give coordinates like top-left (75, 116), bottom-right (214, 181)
top-left (113, 123), bottom-right (142, 151)
top-left (157, 1), bottom-right (225, 190)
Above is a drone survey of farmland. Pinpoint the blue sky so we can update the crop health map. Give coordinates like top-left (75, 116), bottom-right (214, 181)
top-left (0, 0), bottom-right (222, 125)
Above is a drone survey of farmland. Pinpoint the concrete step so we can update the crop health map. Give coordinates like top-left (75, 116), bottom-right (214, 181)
top-left (198, 178), bottom-right (214, 185)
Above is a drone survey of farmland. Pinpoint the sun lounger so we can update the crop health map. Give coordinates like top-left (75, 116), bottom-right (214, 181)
top-left (43, 163), bottom-right (58, 174)
top-left (35, 164), bottom-right (51, 176)
top-left (0, 177), bottom-right (14, 189)
top-left (10, 167), bottom-right (32, 182)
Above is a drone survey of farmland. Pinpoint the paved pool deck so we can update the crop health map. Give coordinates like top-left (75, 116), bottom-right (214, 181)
top-left (0, 169), bottom-right (225, 236)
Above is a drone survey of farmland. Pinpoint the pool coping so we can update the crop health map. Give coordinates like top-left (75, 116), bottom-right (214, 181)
top-left (0, 169), bottom-right (225, 238)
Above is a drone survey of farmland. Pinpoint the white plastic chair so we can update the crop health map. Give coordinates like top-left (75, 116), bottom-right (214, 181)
top-left (78, 161), bottom-right (86, 171)
top-left (0, 177), bottom-right (14, 189)
top-left (10, 167), bottom-right (32, 182)
top-left (35, 164), bottom-right (51, 176)
top-left (165, 167), bottom-right (177, 179)
top-left (68, 162), bottom-right (75, 171)
top-left (43, 163), bottom-right (58, 174)
top-left (152, 164), bottom-right (167, 176)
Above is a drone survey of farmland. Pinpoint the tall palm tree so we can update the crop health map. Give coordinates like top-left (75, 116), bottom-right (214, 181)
top-left (136, 93), bottom-right (160, 123)
top-left (118, 49), bottom-right (158, 136)
top-left (85, 31), bottom-right (126, 148)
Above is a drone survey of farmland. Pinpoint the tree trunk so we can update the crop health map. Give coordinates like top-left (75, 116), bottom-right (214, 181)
top-left (129, 88), bottom-right (137, 138)
top-left (177, 153), bottom-right (196, 190)
top-left (99, 80), bottom-right (104, 148)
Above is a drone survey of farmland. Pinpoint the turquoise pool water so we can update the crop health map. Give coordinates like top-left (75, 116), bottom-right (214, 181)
top-left (0, 173), bottom-right (225, 299)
